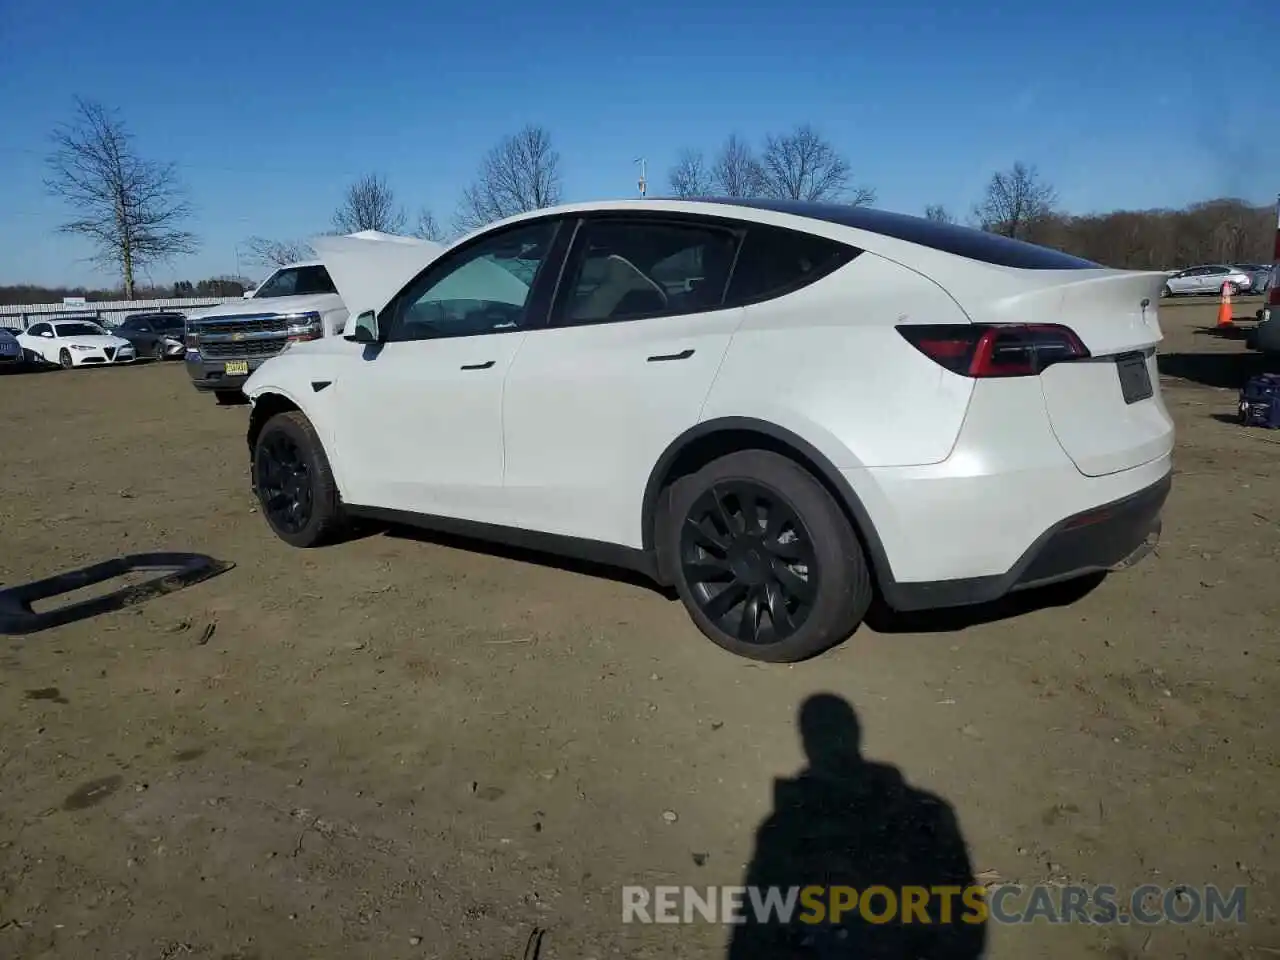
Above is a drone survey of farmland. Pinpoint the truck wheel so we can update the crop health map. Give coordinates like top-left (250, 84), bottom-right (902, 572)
top-left (663, 449), bottom-right (872, 663)
top-left (215, 390), bottom-right (246, 406)
top-left (252, 411), bottom-right (346, 548)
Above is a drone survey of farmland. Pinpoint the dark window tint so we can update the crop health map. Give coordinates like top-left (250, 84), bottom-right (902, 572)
top-left (120, 318), bottom-right (147, 331)
top-left (726, 224), bottom-right (857, 304)
top-left (560, 220), bottom-right (739, 325)
top-left (27, 323), bottom-right (51, 336)
top-left (705, 199), bottom-right (1100, 270)
top-left (255, 265), bottom-right (337, 298)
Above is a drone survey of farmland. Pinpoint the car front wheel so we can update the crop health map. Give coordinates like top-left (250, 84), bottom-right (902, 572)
top-left (253, 411), bottom-right (346, 548)
top-left (664, 450), bottom-right (873, 663)
top-left (59, 349), bottom-right (72, 369)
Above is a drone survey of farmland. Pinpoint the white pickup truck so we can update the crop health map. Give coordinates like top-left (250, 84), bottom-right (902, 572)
top-left (185, 233), bottom-right (442, 404)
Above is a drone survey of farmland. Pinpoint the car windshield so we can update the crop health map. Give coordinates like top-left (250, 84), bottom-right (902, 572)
top-left (54, 322), bottom-right (105, 337)
top-left (254, 265), bottom-right (337, 298)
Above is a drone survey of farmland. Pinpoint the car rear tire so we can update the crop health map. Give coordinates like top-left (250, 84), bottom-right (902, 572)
top-left (252, 410), bottom-right (346, 548)
top-left (663, 450), bottom-right (872, 663)
top-left (58, 349), bottom-right (72, 369)
top-left (1161, 284), bottom-right (1173, 298)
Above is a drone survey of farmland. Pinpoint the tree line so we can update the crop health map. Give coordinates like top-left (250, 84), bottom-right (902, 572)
top-left (32, 98), bottom-right (1279, 298)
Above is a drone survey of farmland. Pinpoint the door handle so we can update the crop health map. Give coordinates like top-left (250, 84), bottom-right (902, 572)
top-left (460, 360), bottom-right (496, 370)
top-left (647, 349), bottom-right (695, 363)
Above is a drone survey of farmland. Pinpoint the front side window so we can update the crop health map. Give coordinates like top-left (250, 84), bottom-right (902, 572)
top-left (27, 323), bottom-right (51, 337)
top-left (385, 220), bottom-right (557, 342)
top-left (255, 265), bottom-right (337, 298)
top-left (559, 220), bottom-right (739, 325)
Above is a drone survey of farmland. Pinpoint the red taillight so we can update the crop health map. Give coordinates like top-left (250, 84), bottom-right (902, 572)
top-left (897, 323), bottom-right (1090, 378)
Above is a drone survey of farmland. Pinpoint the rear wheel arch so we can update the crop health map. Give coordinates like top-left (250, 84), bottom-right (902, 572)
top-left (641, 417), bottom-right (895, 593)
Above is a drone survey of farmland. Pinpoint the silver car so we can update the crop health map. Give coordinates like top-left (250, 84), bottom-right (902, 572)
top-left (1162, 264), bottom-right (1254, 297)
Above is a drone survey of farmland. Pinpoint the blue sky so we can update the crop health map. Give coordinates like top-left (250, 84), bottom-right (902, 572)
top-left (1, 0), bottom-right (1276, 287)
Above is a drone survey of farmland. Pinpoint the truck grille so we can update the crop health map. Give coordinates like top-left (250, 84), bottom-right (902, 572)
top-left (192, 313), bottom-right (297, 361)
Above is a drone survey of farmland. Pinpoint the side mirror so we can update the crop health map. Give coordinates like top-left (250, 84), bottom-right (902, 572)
top-left (41, 331), bottom-right (54, 338)
top-left (345, 310), bottom-right (380, 343)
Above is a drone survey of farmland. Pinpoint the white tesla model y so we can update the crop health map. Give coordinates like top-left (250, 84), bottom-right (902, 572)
top-left (241, 200), bottom-right (1173, 662)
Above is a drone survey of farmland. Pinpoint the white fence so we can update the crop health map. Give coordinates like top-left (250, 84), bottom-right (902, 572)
top-left (0, 297), bottom-right (237, 332)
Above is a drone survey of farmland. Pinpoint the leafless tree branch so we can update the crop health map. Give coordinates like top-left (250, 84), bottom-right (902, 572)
top-left (924, 204), bottom-right (953, 223)
top-left (44, 98), bottom-right (199, 299)
top-left (243, 236), bottom-right (314, 267)
top-left (412, 208), bottom-right (444, 242)
top-left (668, 149), bottom-right (713, 199)
top-left (710, 134), bottom-right (763, 198)
top-left (454, 125), bottom-right (562, 234)
top-left (332, 173), bottom-right (407, 234)
top-left (973, 162), bottom-right (1057, 239)
top-left (756, 125), bottom-right (856, 203)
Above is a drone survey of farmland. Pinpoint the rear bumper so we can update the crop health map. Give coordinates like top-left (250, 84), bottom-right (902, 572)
top-left (882, 473), bottom-right (1170, 612)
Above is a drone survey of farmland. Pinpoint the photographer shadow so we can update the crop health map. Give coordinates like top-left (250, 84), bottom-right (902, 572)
top-left (728, 694), bottom-right (986, 959)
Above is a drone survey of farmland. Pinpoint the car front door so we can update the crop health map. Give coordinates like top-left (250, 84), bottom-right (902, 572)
top-left (328, 217), bottom-right (566, 523)
top-left (1201, 266), bottom-right (1228, 294)
top-left (501, 214), bottom-right (747, 547)
top-left (1167, 269), bottom-right (1193, 294)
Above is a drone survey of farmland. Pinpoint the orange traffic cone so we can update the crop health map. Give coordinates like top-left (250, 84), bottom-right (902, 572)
top-left (1217, 281), bottom-right (1234, 328)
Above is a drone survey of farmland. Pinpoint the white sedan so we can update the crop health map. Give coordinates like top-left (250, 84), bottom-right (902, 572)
top-left (17, 319), bottom-right (137, 368)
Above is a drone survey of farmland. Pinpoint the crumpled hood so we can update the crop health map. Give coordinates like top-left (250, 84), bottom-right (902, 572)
top-left (310, 234), bottom-right (445, 317)
top-left (187, 292), bottom-right (345, 323)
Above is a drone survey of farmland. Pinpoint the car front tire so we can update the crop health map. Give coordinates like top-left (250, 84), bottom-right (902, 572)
top-left (59, 349), bottom-right (72, 369)
top-left (252, 411), bottom-right (346, 548)
top-left (664, 450), bottom-right (872, 663)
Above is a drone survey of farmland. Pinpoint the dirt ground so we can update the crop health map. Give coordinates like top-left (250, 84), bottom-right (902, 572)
top-left (1, 297), bottom-right (1277, 960)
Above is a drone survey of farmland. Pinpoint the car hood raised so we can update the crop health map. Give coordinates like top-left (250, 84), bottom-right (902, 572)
top-left (310, 233), bottom-right (446, 317)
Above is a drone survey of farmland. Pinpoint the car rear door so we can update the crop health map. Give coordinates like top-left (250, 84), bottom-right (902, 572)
top-left (500, 214), bottom-right (747, 547)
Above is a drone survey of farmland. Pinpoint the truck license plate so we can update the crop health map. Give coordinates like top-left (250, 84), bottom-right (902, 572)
top-left (224, 361), bottom-right (249, 376)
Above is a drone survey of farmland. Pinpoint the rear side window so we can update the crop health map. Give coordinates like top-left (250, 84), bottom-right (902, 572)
top-left (558, 220), bottom-right (740, 325)
top-left (726, 225), bottom-right (857, 305)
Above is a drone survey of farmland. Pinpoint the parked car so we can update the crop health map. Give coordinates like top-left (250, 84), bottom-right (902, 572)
top-left (1235, 263), bottom-right (1272, 295)
top-left (115, 312), bottom-right (188, 360)
top-left (1162, 264), bottom-right (1253, 297)
top-left (17, 319), bottom-right (136, 368)
top-left (241, 199), bottom-right (1174, 663)
top-left (185, 235), bottom-right (441, 405)
top-left (0, 327), bottom-right (22, 369)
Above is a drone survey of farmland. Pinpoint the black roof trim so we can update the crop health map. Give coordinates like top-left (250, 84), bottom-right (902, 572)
top-left (687, 198), bottom-right (1101, 271)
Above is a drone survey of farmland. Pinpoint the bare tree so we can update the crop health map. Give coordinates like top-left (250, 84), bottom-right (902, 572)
top-left (332, 173), bottom-right (407, 234)
top-left (668, 149), bottom-right (713, 198)
top-left (44, 98), bottom-right (198, 299)
top-left (243, 236), bottom-right (314, 267)
top-left (455, 125), bottom-right (562, 232)
top-left (756, 125), bottom-right (863, 203)
top-left (924, 204), bottom-right (954, 223)
top-left (710, 134), bottom-right (762, 198)
top-left (411, 208), bottom-right (444, 242)
top-left (973, 162), bottom-right (1057, 239)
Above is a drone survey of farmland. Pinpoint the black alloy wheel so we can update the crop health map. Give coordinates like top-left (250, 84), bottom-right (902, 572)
top-left (255, 430), bottom-right (314, 536)
top-left (680, 481), bottom-right (818, 646)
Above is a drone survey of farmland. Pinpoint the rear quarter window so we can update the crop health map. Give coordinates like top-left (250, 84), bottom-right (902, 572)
top-left (725, 224), bottom-right (858, 305)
